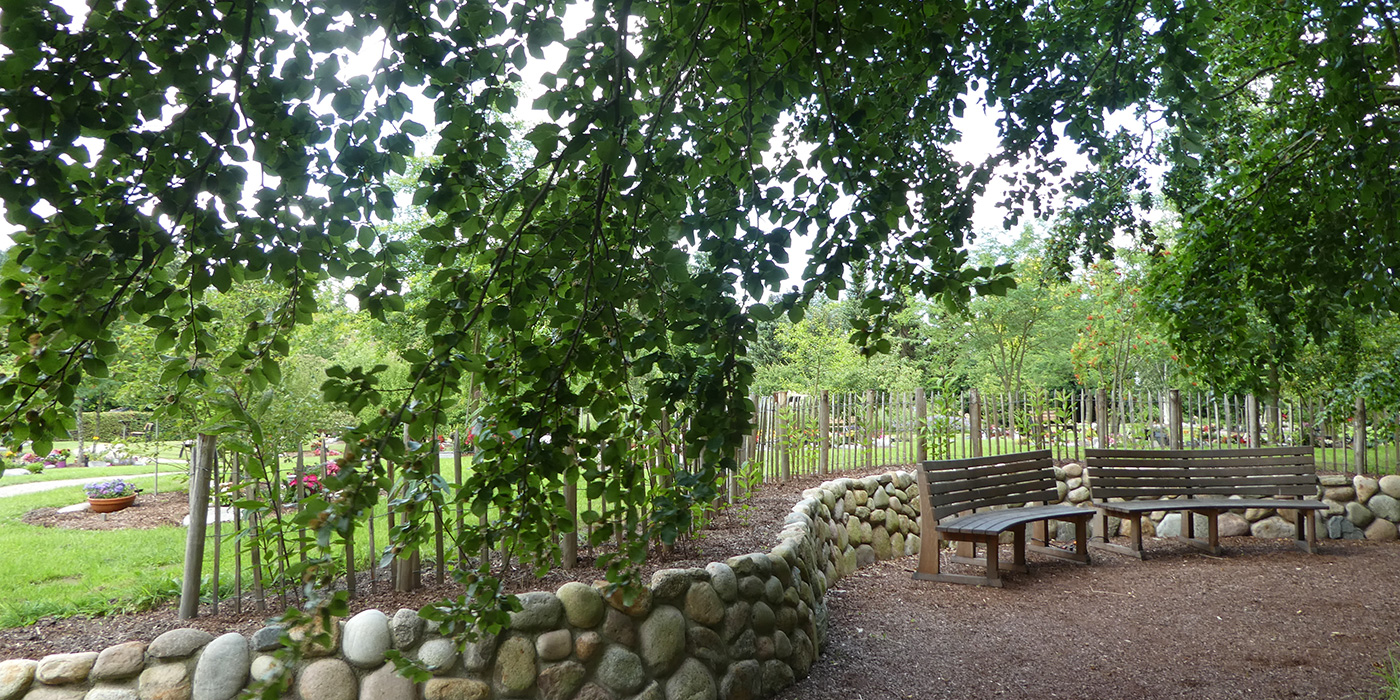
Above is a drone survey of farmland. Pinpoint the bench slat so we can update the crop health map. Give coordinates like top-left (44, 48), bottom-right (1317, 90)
top-left (934, 488), bottom-right (1060, 520)
top-left (1087, 455), bottom-right (1314, 469)
top-left (1089, 474), bottom-right (1318, 488)
top-left (922, 457), bottom-right (1054, 482)
top-left (1089, 465), bottom-right (1315, 478)
top-left (1093, 484), bottom-right (1317, 499)
top-left (926, 470), bottom-right (1053, 506)
top-left (920, 449), bottom-right (1053, 472)
top-left (1086, 447), bottom-right (1312, 459)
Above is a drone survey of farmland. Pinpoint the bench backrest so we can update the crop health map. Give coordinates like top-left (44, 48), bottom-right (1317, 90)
top-left (917, 450), bottom-right (1058, 520)
top-left (1085, 447), bottom-right (1317, 500)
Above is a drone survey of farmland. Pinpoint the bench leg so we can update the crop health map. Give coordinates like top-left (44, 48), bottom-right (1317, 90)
top-left (1180, 510), bottom-right (1223, 556)
top-left (1032, 519), bottom-right (1049, 547)
top-left (1028, 517), bottom-right (1092, 563)
top-left (1013, 526), bottom-right (1027, 570)
top-left (1089, 511), bottom-right (1147, 559)
top-left (916, 533), bottom-right (1006, 587)
top-left (1293, 509), bottom-right (1319, 554)
top-left (913, 523), bottom-right (944, 580)
top-left (985, 536), bottom-right (1000, 585)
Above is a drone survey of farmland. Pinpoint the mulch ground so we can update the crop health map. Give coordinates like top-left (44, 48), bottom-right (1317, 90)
top-left (6, 470), bottom-right (1400, 699)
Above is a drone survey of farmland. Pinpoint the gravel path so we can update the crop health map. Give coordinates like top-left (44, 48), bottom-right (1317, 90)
top-left (0, 472), bottom-right (165, 499)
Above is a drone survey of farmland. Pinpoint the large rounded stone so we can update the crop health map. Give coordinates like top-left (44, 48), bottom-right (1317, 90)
top-left (0, 659), bottom-right (37, 700)
top-left (595, 645), bottom-right (645, 694)
top-left (23, 689), bottom-right (85, 700)
top-left (736, 576), bottom-right (764, 602)
top-left (1324, 486), bottom-right (1357, 502)
top-left (391, 608), bottom-right (425, 649)
top-left (1219, 513), bottom-right (1251, 537)
top-left (789, 629), bottom-right (814, 678)
top-left (1365, 519), bottom-right (1399, 541)
top-left (1355, 475), bottom-right (1380, 502)
top-left (250, 626), bottom-right (283, 653)
top-left (688, 625), bottom-right (725, 669)
top-left (1345, 501), bottom-right (1375, 528)
top-left (511, 591), bottom-right (563, 632)
top-left (361, 663), bottom-right (415, 700)
top-left (651, 569), bottom-right (698, 601)
top-left (855, 544), bottom-right (876, 567)
top-left (418, 637), bottom-right (459, 674)
top-left (1368, 494), bottom-right (1400, 522)
top-left (1328, 515), bottom-right (1366, 540)
top-left (665, 658), bottom-right (716, 700)
top-left (600, 584), bottom-right (652, 618)
top-left (721, 602), bottom-right (750, 643)
top-left (149, 629), bottom-right (215, 660)
top-left (461, 633), bottom-right (499, 672)
top-left (750, 602), bottom-right (775, 634)
top-left (760, 659), bottom-right (794, 694)
top-left (1379, 474), bottom-right (1400, 499)
top-left (684, 583), bottom-right (725, 627)
top-left (573, 683), bottom-right (617, 700)
top-left (424, 678), bottom-right (491, 700)
top-left (138, 663), bottom-right (190, 700)
top-left (91, 642), bottom-right (145, 681)
top-left (81, 686), bottom-right (136, 700)
top-left (537, 661), bottom-right (587, 700)
top-left (249, 655), bottom-right (284, 684)
top-left (1319, 473), bottom-right (1350, 487)
top-left (639, 606), bottom-right (686, 675)
top-left (36, 652), bottom-right (98, 685)
top-left (494, 634), bottom-right (537, 696)
top-left (536, 629), bottom-right (573, 662)
top-left (871, 527), bottom-right (892, 560)
top-left (298, 659), bottom-right (356, 700)
top-left (192, 632), bottom-right (249, 700)
top-left (719, 660), bottom-right (761, 700)
top-left (575, 631), bottom-right (604, 662)
top-left (343, 609), bottom-right (391, 668)
top-left (1251, 516), bottom-right (1297, 539)
top-left (729, 630), bottom-right (757, 660)
top-left (557, 582), bottom-right (605, 628)
top-left (704, 563), bottom-right (737, 603)
top-left (1068, 486), bottom-right (1091, 503)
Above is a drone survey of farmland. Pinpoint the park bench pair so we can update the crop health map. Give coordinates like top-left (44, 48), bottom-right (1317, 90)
top-left (913, 447), bottom-right (1326, 587)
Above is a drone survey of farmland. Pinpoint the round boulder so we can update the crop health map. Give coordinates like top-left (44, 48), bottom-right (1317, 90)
top-left (298, 659), bottom-right (356, 700)
top-left (343, 609), bottom-right (391, 668)
top-left (192, 632), bottom-right (250, 700)
top-left (557, 581), bottom-right (604, 628)
top-left (639, 605), bottom-right (686, 674)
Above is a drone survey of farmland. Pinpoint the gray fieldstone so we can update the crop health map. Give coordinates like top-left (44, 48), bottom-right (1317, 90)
top-left (138, 662), bottom-right (190, 700)
top-left (773, 630), bottom-right (792, 659)
top-left (148, 629), bottom-right (215, 660)
top-left (83, 686), bottom-right (138, 700)
top-left (687, 626), bottom-right (725, 669)
top-left (423, 678), bottom-right (491, 700)
top-left (1356, 475), bottom-right (1380, 503)
top-left (858, 521), bottom-right (873, 543)
top-left (665, 658), bottom-right (717, 700)
top-left (21, 688), bottom-right (85, 700)
top-left (1068, 486), bottom-right (1091, 504)
top-left (1365, 519), bottom-right (1399, 541)
top-left (705, 563), bottom-right (738, 603)
top-left (461, 633), bottom-right (499, 672)
top-left (871, 527), bottom-right (892, 559)
top-left (557, 581), bottom-right (605, 628)
top-left (250, 625), bottom-right (283, 653)
top-left (790, 629), bottom-right (814, 678)
top-left (575, 631), bottom-right (604, 662)
top-left (761, 659), bottom-right (794, 694)
top-left (1062, 463), bottom-right (1084, 479)
top-left (737, 576), bottom-right (764, 602)
top-left (774, 606), bottom-right (797, 634)
top-left (494, 634), bottom-right (537, 696)
top-left (538, 661), bottom-right (587, 700)
top-left (720, 660), bottom-right (761, 700)
top-left (603, 607), bottom-right (637, 648)
top-left (762, 577), bottom-right (783, 606)
top-left (1324, 486), bottom-right (1357, 502)
top-left (1379, 474), bottom-right (1400, 499)
top-left (361, 664), bottom-right (415, 700)
top-left (1345, 501), bottom-right (1375, 528)
top-left (1219, 512), bottom-right (1251, 537)
top-left (536, 629), bottom-right (574, 662)
top-left (855, 544), bottom-right (876, 567)
top-left (1328, 515), bottom-right (1366, 540)
top-left (751, 602), bottom-right (775, 634)
top-left (639, 605), bottom-right (686, 675)
top-left (1055, 481), bottom-right (1069, 502)
top-left (870, 488), bottom-right (890, 509)
top-left (342, 609), bottom-right (391, 668)
top-left (633, 680), bottom-right (665, 700)
top-left (511, 591), bottom-right (563, 632)
top-left (595, 645), bottom-right (645, 694)
top-left (721, 602), bottom-right (751, 642)
top-left (890, 532), bottom-right (905, 557)
top-left (1251, 516), bottom-right (1297, 539)
top-left (91, 642), bottom-right (146, 681)
top-left (249, 655), bottom-right (284, 684)
top-left (1319, 473), bottom-right (1351, 487)
top-left (1368, 494), bottom-right (1400, 522)
top-left (297, 659), bottom-right (356, 700)
top-left (766, 554), bottom-right (791, 586)
top-left (0, 659), bottom-right (37, 700)
top-left (601, 584), bottom-right (652, 618)
top-left (37, 652), bottom-right (98, 685)
top-left (1322, 499), bottom-right (1346, 516)
top-left (684, 582), bottom-right (725, 626)
top-left (572, 683), bottom-right (616, 700)
top-left (754, 636), bottom-right (774, 662)
top-left (729, 630), bottom-right (757, 660)
top-left (191, 632), bottom-right (249, 700)
top-left (1244, 508), bottom-right (1273, 522)
top-left (650, 569), bottom-right (696, 601)
top-left (906, 534), bottom-right (921, 556)
top-left (390, 608), bottom-right (425, 649)
top-left (418, 637), bottom-right (459, 673)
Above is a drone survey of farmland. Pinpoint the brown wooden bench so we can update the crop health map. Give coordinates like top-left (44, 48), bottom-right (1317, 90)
top-left (1085, 447), bottom-right (1327, 558)
top-left (914, 450), bottom-right (1093, 587)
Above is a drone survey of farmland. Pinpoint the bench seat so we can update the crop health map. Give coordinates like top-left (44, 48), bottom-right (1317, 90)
top-left (915, 450), bottom-right (1092, 587)
top-left (1087, 447), bottom-right (1325, 558)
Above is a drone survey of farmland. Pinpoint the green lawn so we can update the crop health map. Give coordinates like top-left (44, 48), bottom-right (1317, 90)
top-left (0, 463), bottom-right (184, 486)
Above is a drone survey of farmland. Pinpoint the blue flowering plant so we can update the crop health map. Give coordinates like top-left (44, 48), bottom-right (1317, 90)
top-left (84, 479), bottom-right (139, 500)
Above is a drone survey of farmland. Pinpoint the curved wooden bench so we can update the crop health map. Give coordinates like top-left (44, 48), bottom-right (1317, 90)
top-left (1086, 447), bottom-right (1327, 558)
top-left (914, 450), bottom-right (1092, 587)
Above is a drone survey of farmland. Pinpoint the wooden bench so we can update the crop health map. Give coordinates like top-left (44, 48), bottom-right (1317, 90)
top-left (1085, 447), bottom-right (1327, 558)
top-left (914, 450), bottom-right (1093, 587)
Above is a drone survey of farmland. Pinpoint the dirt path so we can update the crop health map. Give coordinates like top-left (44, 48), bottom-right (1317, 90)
top-left (778, 539), bottom-right (1400, 700)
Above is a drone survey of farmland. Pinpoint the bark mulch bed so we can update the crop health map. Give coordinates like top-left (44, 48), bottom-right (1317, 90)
top-left (23, 491), bottom-right (190, 530)
top-left (6, 470), bottom-right (1400, 700)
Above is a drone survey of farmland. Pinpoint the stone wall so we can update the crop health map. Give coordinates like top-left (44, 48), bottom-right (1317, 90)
top-left (2, 466), bottom-right (1394, 700)
top-left (0, 471), bottom-right (922, 700)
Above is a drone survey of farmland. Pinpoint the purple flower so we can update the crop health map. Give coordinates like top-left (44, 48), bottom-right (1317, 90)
top-left (84, 479), bottom-right (138, 499)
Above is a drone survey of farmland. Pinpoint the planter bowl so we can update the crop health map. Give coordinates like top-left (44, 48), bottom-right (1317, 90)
top-left (88, 495), bottom-right (136, 513)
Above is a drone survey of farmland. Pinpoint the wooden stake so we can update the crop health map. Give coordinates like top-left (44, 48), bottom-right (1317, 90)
top-left (178, 435), bottom-right (215, 620)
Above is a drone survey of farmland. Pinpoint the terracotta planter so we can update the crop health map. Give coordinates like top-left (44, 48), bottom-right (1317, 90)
top-left (88, 495), bottom-right (136, 513)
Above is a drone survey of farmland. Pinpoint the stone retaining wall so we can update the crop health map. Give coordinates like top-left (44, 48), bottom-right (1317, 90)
top-left (1, 467), bottom-right (1395, 700)
top-left (0, 471), bottom-right (921, 700)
